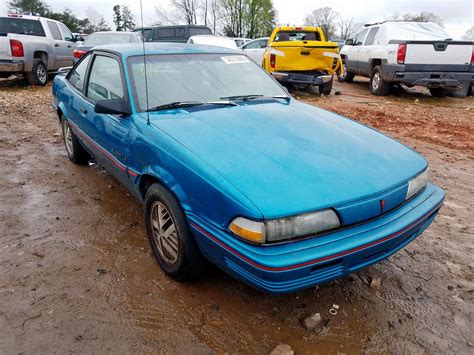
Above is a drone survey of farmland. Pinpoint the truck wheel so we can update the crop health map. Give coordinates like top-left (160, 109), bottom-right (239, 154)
top-left (429, 88), bottom-right (449, 98)
top-left (338, 67), bottom-right (354, 83)
top-left (61, 118), bottom-right (90, 164)
top-left (145, 183), bottom-right (207, 281)
top-left (26, 59), bottom-right (48, 86)
top-left (319, 77), bottom-right (333, 95)
top-left (369, 66), bottom-right (390, 96)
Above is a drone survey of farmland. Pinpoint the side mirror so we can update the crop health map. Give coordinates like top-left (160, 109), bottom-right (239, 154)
top-left (345, 39), bottom-right (354, 46)
top-left (94, 99), bottom-right (131, 116)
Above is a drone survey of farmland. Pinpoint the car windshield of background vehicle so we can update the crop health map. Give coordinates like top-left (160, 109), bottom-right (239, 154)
top-left (0, 18), bottom-right (45, 37)
top-left (128, 53), bottom-right (287, 112)
top-left (274, 31), bottom-right (321, 41)
top-left (84, 33), bottom-right (137, 45)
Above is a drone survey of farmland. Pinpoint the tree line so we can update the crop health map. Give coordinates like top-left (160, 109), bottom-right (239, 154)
top-left (7, 0), bottom-right (473, 40)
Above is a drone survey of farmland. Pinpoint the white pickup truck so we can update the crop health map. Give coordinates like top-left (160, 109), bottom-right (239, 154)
top-left (0, 14), bottom-right (77, 85)
top-left (339, 22), bottom-right (473, 97)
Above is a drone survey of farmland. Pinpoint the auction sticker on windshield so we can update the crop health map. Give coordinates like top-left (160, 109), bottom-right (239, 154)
top-left (221, 55), bottom-right (250, 64)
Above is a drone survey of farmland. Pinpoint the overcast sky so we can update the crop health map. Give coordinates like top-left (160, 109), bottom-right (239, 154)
top-left (1, 0), bottom-right (473, 37)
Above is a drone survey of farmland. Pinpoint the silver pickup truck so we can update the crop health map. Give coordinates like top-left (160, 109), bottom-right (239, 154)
top-left (0, 14), bottom-right (77, 85)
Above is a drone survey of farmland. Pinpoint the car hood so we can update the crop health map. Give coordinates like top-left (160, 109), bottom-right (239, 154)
top-left (150, 101), bottom-right (427, 218)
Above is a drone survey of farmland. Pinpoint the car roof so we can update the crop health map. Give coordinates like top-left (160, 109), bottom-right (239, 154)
top-left (91, 42), bottom-right (238, 57)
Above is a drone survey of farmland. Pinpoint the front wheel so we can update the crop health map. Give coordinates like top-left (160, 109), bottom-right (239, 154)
top-left (145, 183), bottom-right (207, 280)
top-left (369, 66), bottom-right (390, 96)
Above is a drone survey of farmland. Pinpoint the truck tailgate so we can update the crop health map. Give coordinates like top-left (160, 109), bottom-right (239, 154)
top-left (0, 35), bottom-right (12, 61)
top-left (405, 41), bottom-right (472, 66)
top-left (270, 41), bottom-right (338, 72)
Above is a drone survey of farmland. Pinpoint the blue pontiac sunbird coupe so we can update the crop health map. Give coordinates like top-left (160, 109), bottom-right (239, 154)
top-left (52, 43), bottom-right (445, 293)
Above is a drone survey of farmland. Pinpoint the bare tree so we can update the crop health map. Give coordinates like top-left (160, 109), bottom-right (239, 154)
top-left (338, 16), bottom-right (362, 40)
top-left (462, 26), bottom-right (474, 40)
top-left (172, 0), bottom-right (199, 25)
top-left (386, 12), bottom-right (444, 27)
top-left (154, 5), bottom-right (180, 25)
top-left (303, 7), bottom-right (339, 40)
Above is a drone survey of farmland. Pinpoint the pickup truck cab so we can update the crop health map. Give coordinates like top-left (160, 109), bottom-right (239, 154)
top-left (263, 26), bottom-right (342, 95)
top-left (339, 21), bottom-right (473, 97)
top-left (0, 14), bottom-right (77, 85)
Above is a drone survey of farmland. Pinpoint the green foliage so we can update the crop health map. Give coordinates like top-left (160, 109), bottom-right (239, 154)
top-left (113, 4), bottom-right (136, 32)
top-left (7, 0), bottom-right (51, 16)
top-left (220, 0), bottom-right (276, 38)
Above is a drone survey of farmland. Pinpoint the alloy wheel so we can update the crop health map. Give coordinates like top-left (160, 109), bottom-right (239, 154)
top-left (150, 201), bottom-right (179, 264)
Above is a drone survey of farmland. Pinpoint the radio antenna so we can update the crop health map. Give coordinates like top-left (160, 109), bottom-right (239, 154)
top-left (139, 0), bottom-right (150, 124)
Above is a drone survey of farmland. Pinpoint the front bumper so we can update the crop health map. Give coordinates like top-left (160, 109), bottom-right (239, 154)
top-left (189, 183), bottom-right (445, 293)
top-left (0, 60), bottom-right (24, 73)
top-left (271, 72), bottom-right (333, 86)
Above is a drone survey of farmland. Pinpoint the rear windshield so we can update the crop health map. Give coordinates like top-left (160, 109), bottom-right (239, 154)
top-left (274, 30), bottom-right (321, 42)
top-left (84, 33), bottom-right (138, 45)
top-left (0, 18), bottom-right (45, 37)
top-left (189, 27), bottom-right (212, 36)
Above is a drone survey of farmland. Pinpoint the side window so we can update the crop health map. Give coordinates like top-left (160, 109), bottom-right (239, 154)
top-left (87, 55), bottom-right (124, 102)
top-left (68, 54), bottom-right (91, 93)
top-left (175, 28), bottom-right (185, 37)
top-left (47, 21), bottom-right (62, 40)
top-left (355, 28), bottom-right (369, 46)
top-left (243, 40), bottom-right (260, 49)
top-left (157, 28), bottom-right (174, 38)
top-left (365, 27), bottom-right (379, 46)
top-left (58, 23), bottom-right (73, 42)
top-left (259, 39), bottom-right (268, 48)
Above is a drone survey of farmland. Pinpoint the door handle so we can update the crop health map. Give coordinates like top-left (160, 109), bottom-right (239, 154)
top-left (54, 43), bottom-right (60, 47)
top-left (79, 107), bottom-right (87, 114)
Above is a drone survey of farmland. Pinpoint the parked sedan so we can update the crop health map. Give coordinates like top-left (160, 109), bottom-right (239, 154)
top-left (73, 31), bottom-right (142, 62)
top-left (240, 37), bottom-right (268, 64)
top-left (52, 43), bottom-right (445, 293)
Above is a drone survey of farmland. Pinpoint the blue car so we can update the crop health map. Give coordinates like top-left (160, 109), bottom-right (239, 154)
top-left (52, 43), bottom-right (445, 293)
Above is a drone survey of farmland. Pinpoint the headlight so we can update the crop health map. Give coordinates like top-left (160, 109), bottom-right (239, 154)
top-left (406, 168), bottom-right (429, 200)
top-left (229, 209), bottom-right (341, 244)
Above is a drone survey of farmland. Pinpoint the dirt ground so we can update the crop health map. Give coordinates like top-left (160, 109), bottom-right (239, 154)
top-left (0, 77), bottom-right (473, 354)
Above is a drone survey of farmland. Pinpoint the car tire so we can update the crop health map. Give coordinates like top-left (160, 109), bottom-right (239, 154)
top-left (319, 77), bottom-right (333, 95)
top-left (338, 67), bottom-right (354, 83)
top-left (145, 183), bottom-right (207, 281)
top-left (369, 66), bottom-right (390, 96)
top-left (61, 117), bottom-right (90, 164)
top-left (26, 59), bottom-right (48, 86)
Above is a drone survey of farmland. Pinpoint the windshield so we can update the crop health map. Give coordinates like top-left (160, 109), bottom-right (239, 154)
top-left (85, 33), bottom-right (138, 45)
top-left (127, 53), bottom-right (287, 112)
top-left (0, 18), bottom-right (45, 37)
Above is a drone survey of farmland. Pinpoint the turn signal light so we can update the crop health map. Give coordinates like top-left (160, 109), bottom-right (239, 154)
top-left (73, 49), bottom-right (86, 59)
top-left (397, 43), bottom-right (407, 64)
top-left (10, 39), bottom-right (24, 57)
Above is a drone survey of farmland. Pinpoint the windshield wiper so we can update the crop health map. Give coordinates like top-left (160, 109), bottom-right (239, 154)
top-left (146, 100), bottom-right (238, 112)
top-left (220, 94), bottom-right (290, 102)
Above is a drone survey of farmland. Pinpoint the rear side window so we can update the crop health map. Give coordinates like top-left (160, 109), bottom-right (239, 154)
top-left (365, 27), bottom-right (379, 45)
top-left (157, 28), bottom-right (174, 38)
top-left (175, 28), bottom-right (185, 37)
top-left (68, 54), bottom-right (91, 93)
top-left (47, 21), bottom-right (62, 40)
top-left (58, 22), bottom-right (73, 41)
top-left (274, 31), bottom-right (321, 42)
top-left (189, 27), bottom-right (212, 36)
top-left (354, 28), bottom-right (369, 45)
top-left (87, 55), bottom-right (124, 102)
top-left (0, 18), bottom-right (45, 37)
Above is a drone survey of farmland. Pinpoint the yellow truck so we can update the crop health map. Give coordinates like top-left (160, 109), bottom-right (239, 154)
top-left (263, 26), bottom-right (343, 94)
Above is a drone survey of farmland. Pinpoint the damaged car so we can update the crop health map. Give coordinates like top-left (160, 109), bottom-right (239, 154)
top-left (52, 43), bottom-right (445, 293)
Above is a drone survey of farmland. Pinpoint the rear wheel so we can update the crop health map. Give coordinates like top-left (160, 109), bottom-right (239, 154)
top-left (145, 183), bottom-right (207, 280)
top-left (319, 77), bottom-right (333, 95)
top-left (369, 66), bottom-right (390, 96)
top-left (61, 118), bottom-right (90, 164)
top-left (26, 59), bottom-right (48, 86)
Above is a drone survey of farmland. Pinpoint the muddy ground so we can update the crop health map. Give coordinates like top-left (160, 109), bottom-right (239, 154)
top-left (0, 77), bottom-right (473, 354)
